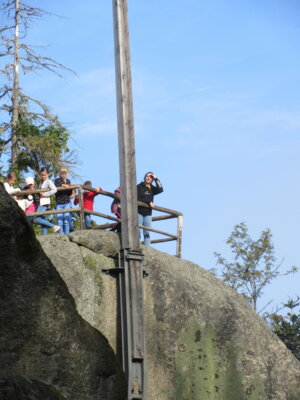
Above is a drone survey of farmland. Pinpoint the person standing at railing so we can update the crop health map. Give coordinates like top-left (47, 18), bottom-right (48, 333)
top-left (22, 177), bottom-right (59, 233)
top-left (15, 191), bottom-right (33, 212)
top-left (74, 181), bottom-right (102, 229)
top-left (38, 168), bottom-right (60, 234)
top-left (4, 171), bottom-right (20, 196)
top-left (54, 167), bottom-right (75, 235)
top-left (137, 172), bottom-right (163, 246)
top-left (110, 186), bottom-right (121, 232)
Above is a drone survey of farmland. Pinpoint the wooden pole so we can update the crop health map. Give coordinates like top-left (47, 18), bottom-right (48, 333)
top-left (113, 0), bottom-right (139, 251)
top-left (11, 0), bottom-right (20, 167)
top-left (112, 1), bottom-right (146, 399)
top-left (176, 215), bottom-right (183, 258)
top-left (78, 187), bottom-right (85, 230)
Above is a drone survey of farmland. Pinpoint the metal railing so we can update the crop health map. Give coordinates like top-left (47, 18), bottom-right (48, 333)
top-left (17, 184), bottom-right (183, 257)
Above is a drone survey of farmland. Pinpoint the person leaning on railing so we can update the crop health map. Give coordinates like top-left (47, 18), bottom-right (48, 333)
top-left (137, 172), bottom-right (163, 246)
top-left (54, 167), bottom-right (75, 235)
top-left (110, 186), bottom-right (121, 232)
top-left (38, 168), bottom-right (60, 234)
top-left (74, 181), bottom-right (102, 229)
top-left (22, 177), bottom-right (59, 233)
top-left (4, 171), bottom-right (20, 196)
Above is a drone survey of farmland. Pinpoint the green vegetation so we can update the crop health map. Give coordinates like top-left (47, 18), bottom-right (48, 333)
top-left (268, 298), bottom-right (300, 361)
top-left (214, 222), bottom-right (297, 312)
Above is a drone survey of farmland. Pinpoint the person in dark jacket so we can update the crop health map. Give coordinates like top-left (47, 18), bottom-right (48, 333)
top-left (54, 167), bottom-right (75, 234)
top-left (137, 172), bottom-right (163, 246)
top-left (110, 187), bottom-right (121, 232)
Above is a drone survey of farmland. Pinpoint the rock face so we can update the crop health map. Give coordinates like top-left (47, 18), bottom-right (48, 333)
top-left (39, 232), bottom-right (300, 400)
top-left (0, 373), bottom-right (67, 400)
top-left (1, 182), bottom-right (300, 400)
top-left (0, 184), bottom-right (126, 400)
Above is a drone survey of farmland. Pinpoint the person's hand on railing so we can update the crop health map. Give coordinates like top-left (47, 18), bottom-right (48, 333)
top-left (95, 187), bottom-right (102, 193)
top-left (150, 202), bottom-right (154, 208)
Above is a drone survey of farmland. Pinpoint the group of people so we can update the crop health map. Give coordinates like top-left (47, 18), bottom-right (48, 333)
top-left (3, 169), bottom-right (163, 246)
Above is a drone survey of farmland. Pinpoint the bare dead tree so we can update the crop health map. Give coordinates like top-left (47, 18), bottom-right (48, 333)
top-left (0, 0), bottom-right (75, 170)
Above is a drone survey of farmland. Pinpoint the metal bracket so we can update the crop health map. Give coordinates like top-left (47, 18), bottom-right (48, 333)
top-left (126, 254), bottom-right (143, 262)
top-left (102, 267), bottom-right (148, 279)
top-left (102, 267), bottom-right (124, 276)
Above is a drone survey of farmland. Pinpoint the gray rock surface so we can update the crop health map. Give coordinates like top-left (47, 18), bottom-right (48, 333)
top-left (38, 227), bottom-right (300, 400)
top-left (0, 184), bottom-right (126, 400)
top-left (1, 181), bottom-right (300, 400)
top-left (0, 373), bottom-right (67, 400)
top-left (142, 246), bottom-right (300, 400)
top-left (39, 234), bottom-right (120, 353)
top-left (69, 230), bottom-right (121, 257)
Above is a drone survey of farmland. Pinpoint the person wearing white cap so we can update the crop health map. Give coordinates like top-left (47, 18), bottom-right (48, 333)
top-left (23, 175), bottom-right (60, 234)
top-left (14, 177), bottom-right (35, 212)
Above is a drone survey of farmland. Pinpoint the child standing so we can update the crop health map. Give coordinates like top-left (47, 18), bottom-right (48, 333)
top-left (4, 171), bottom-right (20, 196)
top-left (74, 181), bottom-right (102, 228)
top-left (38, 168), bottom-right (60, 234)
top-left (15, 192), bottom-right (33, 212)
top-left (22, 177), bottom-right (39, 223)
top-left (22, 177), bottom-right (57, 234)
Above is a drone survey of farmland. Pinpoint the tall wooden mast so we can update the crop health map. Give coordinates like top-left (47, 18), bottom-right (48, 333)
top-left (112, 1), bottom-right (146, 398)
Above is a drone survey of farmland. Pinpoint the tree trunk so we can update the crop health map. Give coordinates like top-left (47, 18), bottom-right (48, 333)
top-left (11, 0), bottom-right (20, 168)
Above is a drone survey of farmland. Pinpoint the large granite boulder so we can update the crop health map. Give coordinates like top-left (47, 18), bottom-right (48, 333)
top-left (38, 233), bottom-right (120, 352)
top-left (38, 228), bottom-right (300, 400)
top-left (0, 373), bottom-right (67, 400)
top-left (0, 184), bottom-right (126, 400)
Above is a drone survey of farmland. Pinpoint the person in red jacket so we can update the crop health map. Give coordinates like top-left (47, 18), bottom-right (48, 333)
top-left (74, 181), bottom-right (102, 228)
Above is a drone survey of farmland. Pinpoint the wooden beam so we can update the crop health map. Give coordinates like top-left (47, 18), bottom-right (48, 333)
top-left (26, 208), bottom-right (78, 217)
top-left (78, 186), bottom-right (85, 230)
top-left (92, 223), bottom-right (116, 230)
top-left (113, 0), bottom-right (139, 251)
top-left (176, 215), bottom-right (183, 258)
top-left (138, 224), bottom-right (177, 239)
top-left (152, 214), bottom-right (177, 222)
top-left (147, 238), bottom-right (175, 244)
top-left (85, 209), bottom-right (120, 222)
top-left (112, 1), bottom-right (146, 399)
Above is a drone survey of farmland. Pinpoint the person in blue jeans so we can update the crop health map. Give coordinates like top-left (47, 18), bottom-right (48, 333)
top-left (137, 172), bottom-right (163, 246)
top-left (37, 169), bottom-right (60, 235)
top-left (54, 167), bottom-right (75, 234)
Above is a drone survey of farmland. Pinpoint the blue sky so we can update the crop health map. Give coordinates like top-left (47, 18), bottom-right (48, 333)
top-left (4, 0), bottom-right (300, 312)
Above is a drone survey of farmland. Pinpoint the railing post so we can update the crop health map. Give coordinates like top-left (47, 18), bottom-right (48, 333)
top-left (78, 186), bottom-right (85, 230)
top-left (176, 215), bottom-right (183, 258)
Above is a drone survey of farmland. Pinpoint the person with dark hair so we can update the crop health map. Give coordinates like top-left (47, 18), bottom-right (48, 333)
top-left (110, 187), bottom-right (121, 232)
top-left (4, 171), bottom-right (20, 195)
top-left (137, 172), bottom-right (163, 246)
top-left (38, 168), bottom-right (60, 234)
top-left (74, 180), bottom-right (102, 229)
top-left (54, 167), bottom-right (75, 234)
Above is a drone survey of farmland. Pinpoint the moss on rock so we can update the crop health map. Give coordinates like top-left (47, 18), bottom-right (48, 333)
top-left (174, 322), bottom-right (268, 400)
